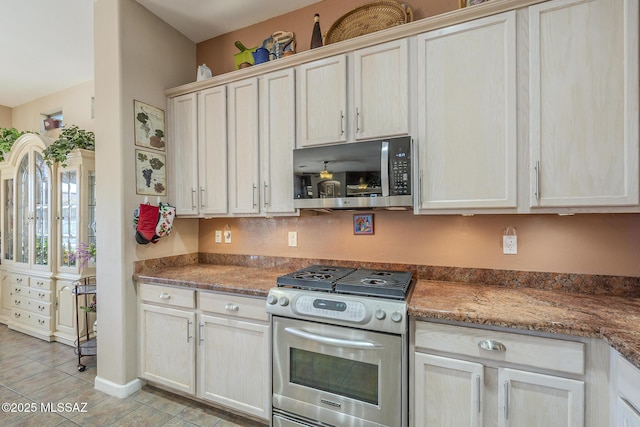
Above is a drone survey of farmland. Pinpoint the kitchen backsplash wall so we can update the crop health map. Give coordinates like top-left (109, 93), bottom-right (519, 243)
top-left (199, 211), bottom-right (640, 277)
top-left (196, 0), bottom-right (458, 76)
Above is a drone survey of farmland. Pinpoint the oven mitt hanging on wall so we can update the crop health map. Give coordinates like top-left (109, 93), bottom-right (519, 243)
top-left (155, 203), bottom-right (176, 238)
top-left (135, 203), bottom-right (159, 245)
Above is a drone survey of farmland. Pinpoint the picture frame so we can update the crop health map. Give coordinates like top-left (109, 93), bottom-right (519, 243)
top-left (134, 100), bottom-right (166, 151)
top-left (135, 149), bottom-right (167, 196)
top-left (353, 214), bottom-right (374, 235)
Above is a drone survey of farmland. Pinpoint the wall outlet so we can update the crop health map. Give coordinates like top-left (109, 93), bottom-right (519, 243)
top-left (215, 230), bottom-right (222, 243)
top-left (503, 235), bottom-right (517, 255)
top-left (288, 231), bottom-right (298, 247)
top-left (224, 229), bottom-right (231, 244)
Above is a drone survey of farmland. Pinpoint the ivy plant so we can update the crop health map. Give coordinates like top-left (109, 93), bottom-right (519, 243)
top-left (42, 125), bottom-right (95, 167)
top-left (0, 127), bottom-right (31, 161)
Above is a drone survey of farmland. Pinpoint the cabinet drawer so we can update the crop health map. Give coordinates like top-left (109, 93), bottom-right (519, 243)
top-left (30, 278), bottom-right (52, 291)
top-left (198, 292), bottom-right (268, 322)
top-left (25, 311), bottom-right (51, 331)
top-left (12, 285), bottom-right (29, 297)
top-left (28, 288), bottom-right (52, 303)
top-left (139, 283), bottom-right (195, 309)
top-left (12, 274), bottom-right (29, 287)
top-left (13, 296), bottom-right (52, 316)
top-left (415, 321), bottom-right (585, 375)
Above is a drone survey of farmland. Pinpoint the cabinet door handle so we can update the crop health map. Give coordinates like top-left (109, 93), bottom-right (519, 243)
top-left (191, 188), bottom-right (197, 209)
top-left (504, 381), bottom-right (509, 420)
top-left (252, 184), bottom-right (257, 208)
top-left (199, 323), bottom-right (204, 344)
top-left (263, 182), bottom-right (269, 207)
top-left (478, 339), bottom-right (506, 352)
top-left (476, 375), bottom-right (481, 414)
top-left (356, 107), bottom-right (361, 134)
top-left (224, 303), bottom-right (239, 312)
top-left (200, 186), bottom-right (206, 209)
top-left (186, 319), bottom-right (193, 343)
top-left (534, 161), bottom-right (540, 200)
top-left (339, 110), bottom-right (345, 136)
top-left (159, 293), bottom-right (171, 300)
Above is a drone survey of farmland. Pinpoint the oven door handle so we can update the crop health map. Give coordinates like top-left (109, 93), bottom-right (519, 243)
top-left (284, 327), bottom-right (384, 349)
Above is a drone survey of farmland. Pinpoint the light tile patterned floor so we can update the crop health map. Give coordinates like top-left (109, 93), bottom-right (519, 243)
top-left (0, 324), bottom-right (268, 426)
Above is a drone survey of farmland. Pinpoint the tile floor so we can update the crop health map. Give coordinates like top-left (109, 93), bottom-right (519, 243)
top-left (0, 324), bottom-right (268, 426)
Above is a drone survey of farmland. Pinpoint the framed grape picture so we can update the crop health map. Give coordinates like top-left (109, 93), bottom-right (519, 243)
top-left (135, 149), bottom-right (167, 196)
top-left (134, 100), bottom-right (166, 151)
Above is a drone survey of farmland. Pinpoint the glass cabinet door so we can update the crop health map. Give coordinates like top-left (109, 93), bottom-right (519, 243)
top-left (3, 178), bottom-right (13, 261)
top-left (34, 152), bottom-right (50, 266)
top-left (59, 170), bottom-right (78, 268)
top-left (16, 155), bottom-right (29, 264)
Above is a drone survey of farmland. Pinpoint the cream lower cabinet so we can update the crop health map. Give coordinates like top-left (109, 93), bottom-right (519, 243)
top-left (612, 350), bottom-right (640, 427)
top-left (9, 274), bottom-right (54, 340)
top-left (197, 293), bottom-right (270, 420)
top-left (139, 284), bottom-right (197, 394)
top-left (138, 283), bottom-right (270, 421)
top-left (54, 279), bottom-right (79, 345)
top-left (413, 322), bottom-right (586, 427)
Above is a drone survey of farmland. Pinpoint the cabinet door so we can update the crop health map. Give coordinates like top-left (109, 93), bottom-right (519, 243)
top-left (617, 398), bottom-right (640, 427)
top-left (198, 86), bottom-right (228, 215)
top-left (228, 78), bottom-right (260, 215)
top-left (0, 274), bottom-right (11, 320)
top-left (298, 55), bottom-right (348, 147)
top-left (139, 303), bottom-right (196, 394)
top-left (170, 93), bottom-right (199, 216)
top-left (353, 39), bottom-right (409, 140)
top-left (54, 280), bottom-right (76, 341)
top-left (499, 368), bottom-right (584, 427)
top-left (529, 0), bottom-right (639, 208)
top-left (414, 353), bottom-right (483, 427)
top-left (260, 68), bottom-right (296, 215)
top-left (416, 12), bottom-right (517, 210)
top-left (198, 313), bottom-right (270, 420)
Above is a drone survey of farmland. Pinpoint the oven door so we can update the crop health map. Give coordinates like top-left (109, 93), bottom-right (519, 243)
top-left (273, 316), bottom-right (405, 427)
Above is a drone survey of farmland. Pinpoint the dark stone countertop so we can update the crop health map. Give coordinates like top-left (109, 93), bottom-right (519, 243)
top-left (134, 262), bottom-right (640, 371)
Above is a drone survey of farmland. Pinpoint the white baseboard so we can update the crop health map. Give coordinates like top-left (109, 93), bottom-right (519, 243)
top-left (94, 376), bottom-right (143, 398)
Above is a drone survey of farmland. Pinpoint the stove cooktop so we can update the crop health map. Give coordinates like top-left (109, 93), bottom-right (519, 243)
top-left (276, 265), bottom-right (414, 300)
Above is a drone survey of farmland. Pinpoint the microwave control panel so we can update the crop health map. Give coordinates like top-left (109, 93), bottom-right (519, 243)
top-left (389, 138), bottom-right (411, 196)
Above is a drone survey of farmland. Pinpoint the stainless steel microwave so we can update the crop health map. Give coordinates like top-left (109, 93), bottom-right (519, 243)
top-left (293, 137), bottom-right (412, 209)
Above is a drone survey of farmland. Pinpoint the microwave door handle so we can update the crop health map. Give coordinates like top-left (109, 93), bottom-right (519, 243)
top-left (285, 327), bottom-right (384, 349)
top-left (380, 141), bottom-right (390, 197)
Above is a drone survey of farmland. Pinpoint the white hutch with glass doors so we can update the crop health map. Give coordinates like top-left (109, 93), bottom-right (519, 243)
top-left (0, 133), bottom-right (96, 344)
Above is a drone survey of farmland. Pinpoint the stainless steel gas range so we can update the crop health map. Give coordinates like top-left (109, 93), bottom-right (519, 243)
top-left (266, 265), bottom-right (414, 427)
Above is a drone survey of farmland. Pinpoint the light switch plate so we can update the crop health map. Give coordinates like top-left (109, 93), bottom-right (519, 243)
top-left (288, 231), bottom-right (298, 247)
top-left (215, 230), bottom-right (222, 243)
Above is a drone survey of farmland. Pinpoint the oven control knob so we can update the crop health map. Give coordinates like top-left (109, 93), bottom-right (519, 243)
top-left (278, 296), bottom-right (290, 307)
top-left (391, 311), bottom-right (403, 323)
top-left (267, 295), bottom-right (278, 305)
top-left (375, 309), bottom-right (386, 320)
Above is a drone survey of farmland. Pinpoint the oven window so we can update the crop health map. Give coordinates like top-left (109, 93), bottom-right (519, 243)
top-left (290, 348), bottom-right (378, 405)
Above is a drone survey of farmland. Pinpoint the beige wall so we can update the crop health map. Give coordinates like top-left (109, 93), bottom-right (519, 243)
top-left (11, 81), bottom-right (95, 137)
top-left (94, 0), bottom-right (196, 395)
top-left (197, 0), bottom-right (458, 76)
top-left (0, 105), bottom-right (11, 128)
top-left (200, 212), bottom-right (640, 277)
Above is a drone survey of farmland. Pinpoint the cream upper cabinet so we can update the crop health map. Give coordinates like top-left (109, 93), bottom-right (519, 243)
top-left (528, 0), bottom-right (639, 208)
top-left (260, 68), bottom-right (296, 215)
top-left (198, 86), bottom-right (228, 216)
top-left (228, 77), bottom-right (260, 215)
top-left (298, 55), bottom-right (348, 147)
top-left (169, 92), bottom-right (199, 216)
top-left (416, 11), bottom-right (518, 211)
top-left (353, 39), bottom-right (410, 140)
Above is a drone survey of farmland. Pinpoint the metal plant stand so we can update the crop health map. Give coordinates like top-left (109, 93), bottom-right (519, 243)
top-left (72, 276), bottom-right (97, 371)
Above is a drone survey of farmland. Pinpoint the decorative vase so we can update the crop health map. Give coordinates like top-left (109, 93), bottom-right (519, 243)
top-left (310, 14), bottom-right (323, 49)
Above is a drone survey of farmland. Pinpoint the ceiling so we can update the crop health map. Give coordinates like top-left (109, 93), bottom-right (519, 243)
top-left (1, 0), bottom-right (321, 109)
